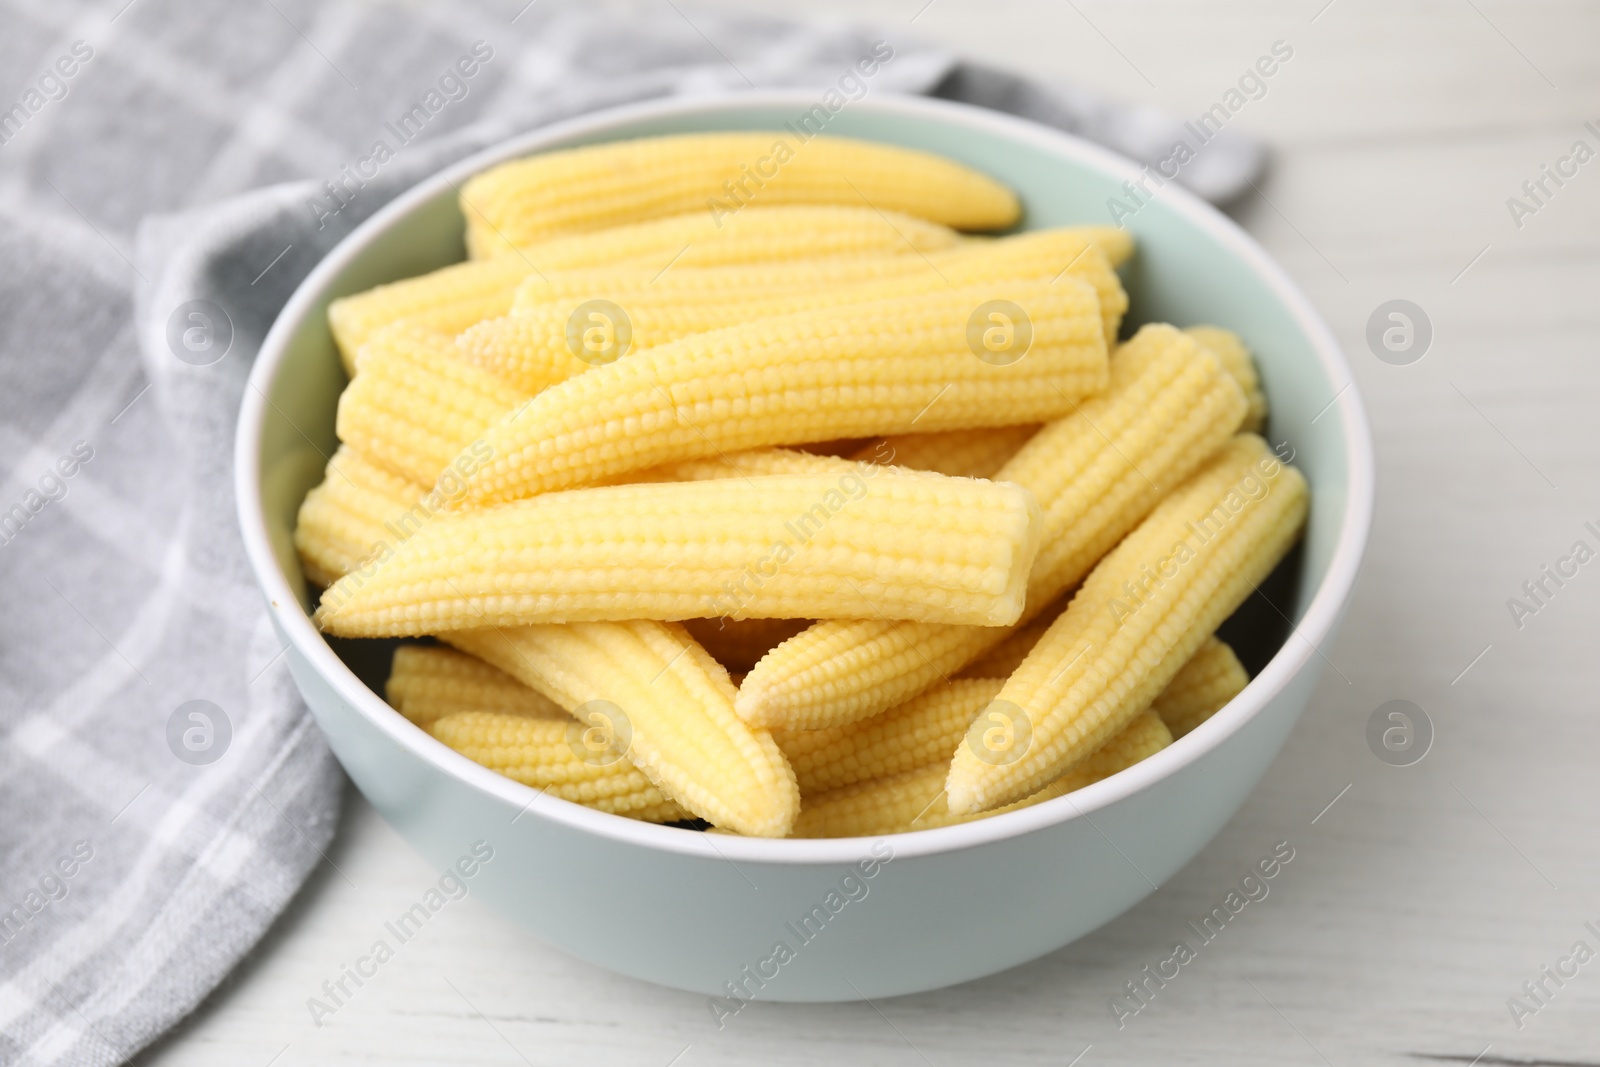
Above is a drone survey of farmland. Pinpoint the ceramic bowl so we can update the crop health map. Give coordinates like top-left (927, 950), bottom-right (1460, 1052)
top-left (236, 92), bottom-right (1373, 1001)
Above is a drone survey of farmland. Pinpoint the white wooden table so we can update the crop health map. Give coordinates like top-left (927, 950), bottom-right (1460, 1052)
top-left (146, 2), bottom-right (1600, 1063)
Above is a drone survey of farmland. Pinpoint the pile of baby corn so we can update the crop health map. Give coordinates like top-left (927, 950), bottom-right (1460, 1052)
top-left (296, 132), bottom-right (1307, 839)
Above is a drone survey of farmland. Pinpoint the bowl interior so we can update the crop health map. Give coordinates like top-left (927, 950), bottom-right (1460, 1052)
top-left (249, 95), bottom-right (1360, 820)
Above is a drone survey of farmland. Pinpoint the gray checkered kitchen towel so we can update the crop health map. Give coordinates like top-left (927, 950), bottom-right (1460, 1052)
top-left (0, 1), bottom-right (1263, 1062)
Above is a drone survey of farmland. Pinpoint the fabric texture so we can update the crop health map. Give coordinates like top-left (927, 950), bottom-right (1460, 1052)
top-left (0, 2), bottom-right (1263, 1063)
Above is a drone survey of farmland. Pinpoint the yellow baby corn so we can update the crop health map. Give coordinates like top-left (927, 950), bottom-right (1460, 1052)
top-left (334, 323), bottom-right (527, 487)
top-left (294, 446), bottom-right (426, 587)
top-left (641, 448), bottom-right (861, 483)
top-left (335, 333), bottom-right (851, 500)
top-left (791, 711), bottom-right (1171, 838)
top-left (385, 645), bottom-right (566, 726)
top-left (313, 470), bottom-right (1042, 633)
top-left (509, 225), bottom-right (1128, 315)
top-left (510, 253), bottom-right (933, 317)
top-left (429, 712), bottom-right (686, 822)
top-left (789, 763), bottom-right (950, 838)
top-left (328, 255), bottom-right (532, 375)
top-left (1186, 325), bottom-right (1267, 433)
top-left (958, 597), bottom-right (1067, 679)
top-left (328, 205), bottom-right (960, 373)
top-left (462, 237), bottom-right (1124, 396)
top-left (936, 230), bottom-right (1126, 341)
top-left (775, 678), bottom-right (1003, 795)
top-left (451, 279), bottom-right (1108, 504)
top-left (531, 204), bottom-right (960, 271)
top-left (509, 257), bottom-right (912, 313)
top-left (1053, 225), bottom-right (1133, 269)
top-left (684, 618), bottom-right (811, 675)
top-left (1004, 324), bottom-right (1252, 597)
top-left (455, 307), bottom-right (641, 397)
top-left (1152, 636), bottom-right (1249, 739)
top-left (738, 621), bottom-right (999, 730)
top-left (459, 132), bottom-right (1019, 257)
top-left (737, 324), bottom-right (1246, 729)
top-left (854, 425), bottom-right (1039, 480)
top-left (945, 434), bottom-right (1307, 814)
top-left (444, 621), bottom-right (798, 837)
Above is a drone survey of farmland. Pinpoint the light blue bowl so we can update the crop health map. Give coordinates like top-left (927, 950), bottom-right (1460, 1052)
top-left (236, 93), bottom-right (1372, 1001)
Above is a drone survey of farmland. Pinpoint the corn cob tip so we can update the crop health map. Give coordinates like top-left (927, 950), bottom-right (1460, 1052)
top-left (946, 434), bottom-right (1306, 815)
top-left (1153, 636), bottom-right (1250, 739)
top-left (386, 643), bottom-right (568, 725)
top-left (791, 709), bottom-right (1171, 838)
top-left (1184, 325), bottom-right (1268, 434)
top-left (426, 710), bottom-right (689, 823)
top-left (774, 677), bottom-right (1003, 795)
top-left (445, 622), bottom-right (800, 838)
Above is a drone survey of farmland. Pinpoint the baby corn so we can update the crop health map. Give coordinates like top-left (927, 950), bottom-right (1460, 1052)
top-left (1186, 325), bottom-right (1267, 433)
top-left (386, 645), bottom-right (567, 726)
top-left (429, 712), bottom-right (686, 822)
top-left (786, 635), bottom-right (1228, 837)
top-left (338, 316), bottom-right (854, 500)
top-left (641, 448), bottom-right (861, 483)
top-left (775, 632), bottom-right (1227, 836)
top-left (776, 678), bottom-right (1003, 795)
top-left (791, 711), bottom-right (1171, 838)
top-left (1007, 324), bottom-right (1252, 597)
top-left (1052, 225), bottom-right (1133, 269)
top-left (738, 324), bottom-right (1247, 729)
top-left (335, 323), bottom-right (526, 487)
top-left (526, 204), bottom-right (960, 271)
top-left (945, 434), bottom-right (1307, 814)
top-left (294, 446), bottom-right (426, 587)
top-left (459, 132), bottom-right (1019, 257)
top-left (451, 279), bottom-right (1107, 504)
top-left (943, 230), bottom-right (1126, 342)
top-left (461, 240), bottom-right (1124, 395)
top-left (509, 225), bottom-right (1127, 324)
top-left (444, 621), bottom-right (798, 837)
top-left (508, 256), bottom-right (920, 313)
top-left (958, 596), bottom-right (1067, 679)
top-left (329, 205), bottom-right (959, 372)
top-left (1152, 636), bottom-right (1249, 739)
top-left (498, 228), bottom-right (1124, 381)
top-left (329, 256), bottom-right (533, 376)
top-left (313, 471), bottom-right (1042, 634)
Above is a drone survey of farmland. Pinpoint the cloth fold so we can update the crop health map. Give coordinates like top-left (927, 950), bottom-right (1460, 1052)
top-left (0, 3), bottom-right (1262, 1063)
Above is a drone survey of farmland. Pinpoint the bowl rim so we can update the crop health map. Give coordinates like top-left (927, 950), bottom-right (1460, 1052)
top-left (236, 90), bottom-right (1374, 865)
